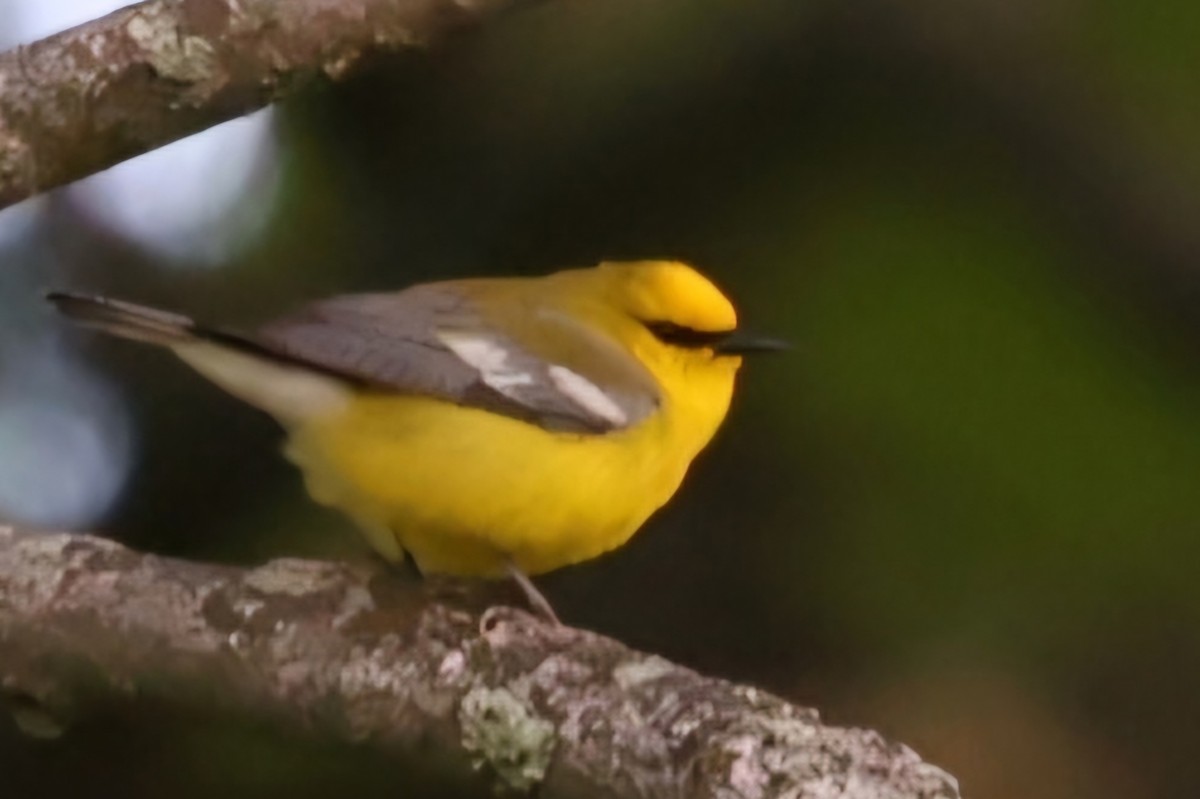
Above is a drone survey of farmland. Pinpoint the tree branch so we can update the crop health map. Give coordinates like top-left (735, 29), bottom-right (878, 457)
top-left (0, 525), bottom-right (959, 798)
top-left (0, 0), bottom-right (538, 210)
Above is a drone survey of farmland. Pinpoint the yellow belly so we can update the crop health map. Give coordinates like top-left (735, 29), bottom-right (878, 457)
top-left (284, 393), bottom-right (715, 577)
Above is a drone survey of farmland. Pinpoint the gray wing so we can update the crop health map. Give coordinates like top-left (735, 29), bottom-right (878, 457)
top-left (252, 284), bottom-right (660, 434)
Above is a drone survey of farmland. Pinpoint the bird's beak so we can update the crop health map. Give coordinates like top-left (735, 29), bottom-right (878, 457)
top-left (714, 331), bottom-right (790, 356)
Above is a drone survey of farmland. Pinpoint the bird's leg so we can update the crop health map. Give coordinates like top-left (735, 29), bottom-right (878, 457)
top-left (504, 560), bottom-right (562, 625)
top-left (397, 546), bottom-right (424, 580)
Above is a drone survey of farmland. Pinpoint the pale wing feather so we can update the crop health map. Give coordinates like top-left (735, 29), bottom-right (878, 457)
top-left (255, 285), bottom-right (660, 433)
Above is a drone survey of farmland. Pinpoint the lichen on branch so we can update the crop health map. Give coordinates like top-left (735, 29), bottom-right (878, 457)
top-left (0, 526), bottom-right (959, 799)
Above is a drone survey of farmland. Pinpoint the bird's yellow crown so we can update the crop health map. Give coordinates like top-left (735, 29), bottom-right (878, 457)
top-left (550, 260), bottom-right (739, 335)
top-left (603, 259), bottom-right (739, 333)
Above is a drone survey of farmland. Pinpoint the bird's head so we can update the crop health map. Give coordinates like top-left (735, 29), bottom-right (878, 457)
top-left (590, 259), bottom-right (787, 361)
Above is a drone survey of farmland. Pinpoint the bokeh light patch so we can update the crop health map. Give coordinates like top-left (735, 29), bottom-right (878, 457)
top-left (0, 0), bottom-right (280, 267)
top-left (71, 110), bottom-right (279, 266)
top-left (0, 346), bottom-right (132, 529)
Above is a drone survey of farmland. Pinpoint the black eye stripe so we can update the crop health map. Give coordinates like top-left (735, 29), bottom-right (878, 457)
top-left (645, 321), bottom-right (731, 349)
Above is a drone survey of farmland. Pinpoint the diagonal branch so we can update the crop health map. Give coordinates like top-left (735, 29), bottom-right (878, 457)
top-left (0, 525), bottom-right (959, 798)
top-left (0, 0), bottom-right (539, 210)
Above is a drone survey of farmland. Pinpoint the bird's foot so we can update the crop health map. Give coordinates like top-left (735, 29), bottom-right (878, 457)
top-left (505, 561), bottom-right (562, 626)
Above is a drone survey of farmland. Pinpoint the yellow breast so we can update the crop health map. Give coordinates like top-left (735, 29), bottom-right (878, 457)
top-left (285, 364), bottom-right (737, 577)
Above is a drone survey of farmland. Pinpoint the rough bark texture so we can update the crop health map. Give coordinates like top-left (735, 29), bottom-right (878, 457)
top-left (0, 525), bottom-right (959, 798)
top-left (0, 0), bottom-right (536, 209)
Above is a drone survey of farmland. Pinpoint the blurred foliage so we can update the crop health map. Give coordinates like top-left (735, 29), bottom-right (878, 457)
top-left (3, 0), bottom-right (1200, 797)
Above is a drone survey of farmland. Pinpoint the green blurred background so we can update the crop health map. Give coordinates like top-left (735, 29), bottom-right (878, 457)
top-left (3, 0), bottom-right (1200, 796)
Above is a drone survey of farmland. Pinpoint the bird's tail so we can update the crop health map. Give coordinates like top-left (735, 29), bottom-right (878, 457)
top-left (46, 291), bottom-right (350, 421)
top-left (46, 291), bottom-right (201, 347)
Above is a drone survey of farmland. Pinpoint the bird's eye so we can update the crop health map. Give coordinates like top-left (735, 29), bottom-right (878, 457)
top-left (644, 321), bottom-right (731, 349)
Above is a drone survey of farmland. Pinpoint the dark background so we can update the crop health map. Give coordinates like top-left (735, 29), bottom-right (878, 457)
top-left (3, 1), bottom-right (1200, 797)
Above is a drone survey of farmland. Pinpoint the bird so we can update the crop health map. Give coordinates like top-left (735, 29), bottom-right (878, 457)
top-left (47, 260), bottom-right (784, 622)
